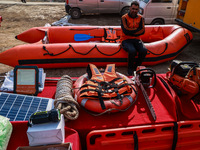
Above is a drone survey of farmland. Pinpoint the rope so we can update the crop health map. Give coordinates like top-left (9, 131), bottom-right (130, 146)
top-left (43, 44), bottom-right (122, 56)
top-left (54, 75), bottom-right (80, 121)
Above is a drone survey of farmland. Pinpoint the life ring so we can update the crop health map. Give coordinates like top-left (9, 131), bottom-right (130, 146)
top-left (74, 72), bottom-right (138, 114)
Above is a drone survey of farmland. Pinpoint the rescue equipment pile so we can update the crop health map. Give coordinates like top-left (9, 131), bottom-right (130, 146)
top-left (4, 60), bottom-right (200, 150)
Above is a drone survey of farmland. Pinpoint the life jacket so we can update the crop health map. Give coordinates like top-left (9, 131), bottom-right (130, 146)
top-left (102, 28), bottom-right (120, 43)
top-left (120, 13), bottom-right (145, 41)
top-left (79, 64), bottom-right (133, 110)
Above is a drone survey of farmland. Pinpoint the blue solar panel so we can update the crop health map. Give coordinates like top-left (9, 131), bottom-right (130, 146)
top-left (0, 92), bottom-right (54, 121)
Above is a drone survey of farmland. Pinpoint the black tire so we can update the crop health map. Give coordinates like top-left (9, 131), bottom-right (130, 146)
top-left (121, 7), bottom-right (129, 16)
top-left (70, 8), bottom-right (81, 19)
top-left (151, 19), bottom-right (165, 25)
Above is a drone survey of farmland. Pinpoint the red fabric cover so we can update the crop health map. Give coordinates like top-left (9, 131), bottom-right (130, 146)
top-left (7, 121), bottom-right (81, 150)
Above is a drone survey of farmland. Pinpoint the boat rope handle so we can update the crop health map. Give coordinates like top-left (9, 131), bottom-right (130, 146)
top-left (184, 32), bottom-right (191, 43)
top-left (43, 42), bottom-right (169, 57)
top-left (43, 44), bottom-right (122, 56)
top-left (147, 42), bottom-right (168, 55)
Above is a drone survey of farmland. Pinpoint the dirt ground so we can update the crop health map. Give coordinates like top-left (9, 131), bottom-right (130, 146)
top-left (0, 1), bottom-right (200, 77)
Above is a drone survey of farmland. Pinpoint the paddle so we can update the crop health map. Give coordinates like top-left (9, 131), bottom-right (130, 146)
top-left (74, 34), bottom-right (102, 41)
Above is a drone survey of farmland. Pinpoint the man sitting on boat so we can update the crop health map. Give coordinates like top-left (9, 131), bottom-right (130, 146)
top-left (121, 1), bottom-right (147, 76)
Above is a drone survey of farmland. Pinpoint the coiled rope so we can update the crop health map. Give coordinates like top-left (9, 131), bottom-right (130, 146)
top-left (54, 75), bottom-right (80, 121)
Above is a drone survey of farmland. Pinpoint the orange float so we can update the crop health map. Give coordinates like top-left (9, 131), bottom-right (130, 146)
top-left (0, 25), bottom-right (193, 69)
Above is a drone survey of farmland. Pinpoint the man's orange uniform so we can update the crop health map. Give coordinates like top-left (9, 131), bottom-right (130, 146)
top-left (121, 12), bottom-right (147, 76)
top-left (121, 13), bottom-right (145, 41)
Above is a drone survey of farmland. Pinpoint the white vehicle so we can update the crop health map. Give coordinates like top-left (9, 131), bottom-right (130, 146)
top-left (65, 0), bottom-right (133, 19)
top-left (139, 0), bottom-right (179, 24)
top-left (65, 0), bottom-right (179, 25)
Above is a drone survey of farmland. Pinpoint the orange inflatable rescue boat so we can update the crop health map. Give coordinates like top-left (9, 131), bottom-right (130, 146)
top-left (0, 25), bottom-right (193, 69)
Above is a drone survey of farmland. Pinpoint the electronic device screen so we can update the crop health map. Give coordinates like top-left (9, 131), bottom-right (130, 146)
top-left (17, 69), bottom-right (36, 85)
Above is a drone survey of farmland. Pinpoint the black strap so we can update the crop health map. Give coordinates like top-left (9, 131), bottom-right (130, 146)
top-left (80, 83), bottom-right (98, 89)
top-left (80, 77), bottom-right (133, 110)
top-left (81, 83), bottom-right (131, 95)
top-left (109, 77), bottom-right (122, 83)
top-left (113, 88), bottom-right (123, 106)
top-left (97, 89), bottom-right (106, 110)
top-left (133, 131), bottom-right (138, 150)
top-left (80, 88), bottom-right (98, 94)
top-left (172, 122), bottom-right (178, 150)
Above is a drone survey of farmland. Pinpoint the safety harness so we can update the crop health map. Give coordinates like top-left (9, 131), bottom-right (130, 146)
top-left (79, 64), bottom-right (133, 110)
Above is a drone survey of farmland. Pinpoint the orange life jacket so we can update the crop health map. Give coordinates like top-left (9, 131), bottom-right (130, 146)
top-left (79, 64), bottom-right (133, 109)
top-left (102, 28), bottom-right (120, 43)
top-left (120, 13), bottom-right (145, 41)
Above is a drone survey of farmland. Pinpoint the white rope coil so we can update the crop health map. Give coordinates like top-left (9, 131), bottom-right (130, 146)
top-left (54, 75), bottom-right (79, 121)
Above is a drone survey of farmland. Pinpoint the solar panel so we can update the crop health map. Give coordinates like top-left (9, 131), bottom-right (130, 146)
top-left (0, 92), bottom-right (54, 121)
